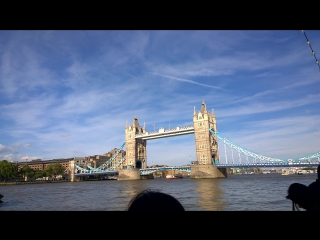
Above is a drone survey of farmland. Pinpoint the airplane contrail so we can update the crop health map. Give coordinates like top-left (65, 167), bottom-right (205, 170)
top-left (150, 72), bottom-right (226, 90)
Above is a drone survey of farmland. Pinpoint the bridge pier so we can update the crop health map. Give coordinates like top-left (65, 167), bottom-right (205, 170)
top-left (69, 160), bottom-right (76, 182)
top-left (140, 174), bottom-right (154, 180)
top-left (190, 165), bottom-right (227, 179)
top-left (117, 169), bottom-right (154, 180)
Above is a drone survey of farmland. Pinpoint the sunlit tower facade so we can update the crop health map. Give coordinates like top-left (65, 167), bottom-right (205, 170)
top-left (193, 100), bottom-right (219, 165)
top-left (125, 116), bottom-right (147, 169)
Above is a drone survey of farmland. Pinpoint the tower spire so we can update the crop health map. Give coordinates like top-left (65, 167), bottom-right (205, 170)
top-left (200, 100), bottom-right (206, 114)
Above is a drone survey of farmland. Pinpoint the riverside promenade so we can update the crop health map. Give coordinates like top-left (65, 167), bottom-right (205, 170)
top-left (0, 179), bottom-right (71, 186)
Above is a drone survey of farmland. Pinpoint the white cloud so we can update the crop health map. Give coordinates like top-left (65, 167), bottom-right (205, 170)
top-left (0, 144), bottom-right (14, 154)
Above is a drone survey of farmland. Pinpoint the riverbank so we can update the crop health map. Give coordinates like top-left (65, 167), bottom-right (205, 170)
top-left (0, 178), bottom-right (119, 186)
top-left (0, 180), bottom-right (71, 186)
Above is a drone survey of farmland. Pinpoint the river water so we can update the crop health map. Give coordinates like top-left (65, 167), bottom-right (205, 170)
top-left (0, 173), bottom-right (317, 211)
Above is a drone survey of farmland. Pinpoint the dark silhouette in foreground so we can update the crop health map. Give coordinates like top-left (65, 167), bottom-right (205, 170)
top-left (308, 165), bottom-right (320, 192)
top-left (126, 189), bottom-right (185, 211)
top-left (286, 182), bottom-right (320, 211)
top-left (0, 193), bottom-right (3, 203)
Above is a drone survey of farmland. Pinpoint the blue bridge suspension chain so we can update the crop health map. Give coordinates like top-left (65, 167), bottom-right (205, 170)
top-left (209, 129), bottom-right (286, 163)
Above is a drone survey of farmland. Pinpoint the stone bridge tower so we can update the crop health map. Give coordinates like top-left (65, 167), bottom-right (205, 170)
top-left (190, 100), bottom-right (226, 179)
top-left (193, 100), bottom-right (219, 165)
top-left (124, 116), bottom-right (147, 169)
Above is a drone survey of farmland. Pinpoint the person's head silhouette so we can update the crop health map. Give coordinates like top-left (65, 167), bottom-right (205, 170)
top-left (286, 182), bottom-right (320, 211)
top-left (126, 189), bottom-right (185, 211)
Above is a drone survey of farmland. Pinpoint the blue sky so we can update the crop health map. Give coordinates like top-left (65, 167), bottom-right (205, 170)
top-left (0, 30), bottom-right (319, 166)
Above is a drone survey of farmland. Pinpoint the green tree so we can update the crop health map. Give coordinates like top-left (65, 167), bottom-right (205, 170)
top-left (45, 163), bottom-right (65, 178)
top-left (0, 160), bottom-right (17, 181)
top-left (34, 169), bottom-right (47, 179)
top-left (19, 164), bottom-right (35, 180)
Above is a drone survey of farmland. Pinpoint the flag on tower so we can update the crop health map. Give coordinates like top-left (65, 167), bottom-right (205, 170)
top-left (152, 123), bottom-right (155, 126)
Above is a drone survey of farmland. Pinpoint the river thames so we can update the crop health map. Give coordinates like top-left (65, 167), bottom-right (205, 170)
top-left (0, 173), bottom-right (318, 211)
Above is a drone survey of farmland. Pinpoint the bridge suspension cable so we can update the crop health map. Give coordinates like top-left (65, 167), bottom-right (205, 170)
top-left (75, 164), bottom-right (90, 173)
top-left (73, 143), bottom-right (126, 174)
top-left (209, 129), bottom-right (287, 163)
top-left (297, 151), bottom-right (320, 162)
top-left (209, 129), bottom-right (320, 164)
top-left (86, 143), bottom-right (126, 172)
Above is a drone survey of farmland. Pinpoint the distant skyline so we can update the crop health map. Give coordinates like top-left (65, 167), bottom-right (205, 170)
top-left (0, 30), bottom-right (319, 166)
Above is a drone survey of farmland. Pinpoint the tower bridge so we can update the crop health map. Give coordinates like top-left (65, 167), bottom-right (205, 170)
top-left (118, 100), bottom-right (223, 180)
top-left (70, 101), bottom-right (320, 181)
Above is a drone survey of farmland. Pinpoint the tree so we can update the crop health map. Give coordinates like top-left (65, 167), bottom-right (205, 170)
top-left (19, 164), bottom-right (35, 181)
top-left (0, 160), bottom-right (18, 181)
top-left (34, 169), bottom-right (47, 179)
top-left (45, 163), bottom-right (65, 178)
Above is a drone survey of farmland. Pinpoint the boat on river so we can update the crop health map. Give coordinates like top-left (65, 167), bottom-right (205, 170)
top-left (166, 174), bottom-right (183, 179)
top-left (281, 168), bottom-right (295, 175)
top-left (281, 169), bottom-right (290, 175)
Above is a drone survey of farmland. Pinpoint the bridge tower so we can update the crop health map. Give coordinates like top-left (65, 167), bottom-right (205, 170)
top-left (193, 100), bottom-right (219, 165)
top-left (190, 100), bottom-right (227, 179)
top-left (118, 116), bottom-right (150, 180)
top-left (124, 116), bottom-right (147, 169)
